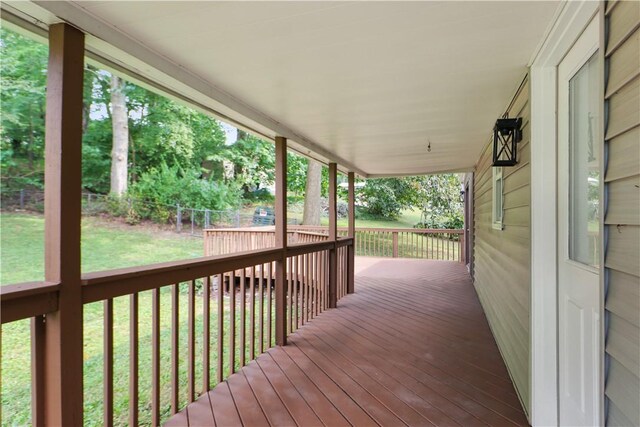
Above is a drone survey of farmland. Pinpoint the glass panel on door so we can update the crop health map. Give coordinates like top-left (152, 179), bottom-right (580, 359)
top-left (568, 53), bottom-right (599, 267)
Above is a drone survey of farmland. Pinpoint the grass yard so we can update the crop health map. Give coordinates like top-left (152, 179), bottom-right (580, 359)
top-left (1, 213), bottom-right (204, 285)
top-left (0, 210), bottom-right (438, 426)
top-left (1, 213), bottom-right (277, 426)
top-left (286, 207), bottom-right (424, 229)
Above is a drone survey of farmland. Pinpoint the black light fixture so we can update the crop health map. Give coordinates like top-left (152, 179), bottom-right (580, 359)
top-left (492, 117), bottom-right (522, 167)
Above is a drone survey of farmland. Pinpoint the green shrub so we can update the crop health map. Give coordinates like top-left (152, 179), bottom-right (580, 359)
top-left (126, 162), bottom-right (241, 223)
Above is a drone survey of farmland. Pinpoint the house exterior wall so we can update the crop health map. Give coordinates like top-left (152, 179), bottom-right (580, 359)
top-left (472, 76), bottom-right (531, 416)
top-left (603, 1), bottom-right (640, 425)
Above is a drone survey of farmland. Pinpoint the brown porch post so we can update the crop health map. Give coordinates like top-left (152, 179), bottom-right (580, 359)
top-left (42, 23), bottom-right (85, 426)
top-left (328, 163), bottom-right (338, 307)
top-left (347, 172), bottom-right (356, 294)
top-left (274, 136), bottom-right (288, 345)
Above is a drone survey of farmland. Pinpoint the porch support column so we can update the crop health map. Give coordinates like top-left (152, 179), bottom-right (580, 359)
top-left (43, 23), bottom-right (85, 426)
top-left (328, 163), bottom-right (338, 308)
top-left (274, 136), bottom-right (288, 345)
top-left (347, 172), bottom-right (355, 294)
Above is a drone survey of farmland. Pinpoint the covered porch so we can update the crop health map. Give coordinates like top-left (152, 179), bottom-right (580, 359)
top-left (167, 258), bottom-right (527, 427)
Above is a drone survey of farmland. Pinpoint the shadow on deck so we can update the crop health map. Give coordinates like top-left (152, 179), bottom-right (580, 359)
top-left (165, 258), bottom-right (528, 426)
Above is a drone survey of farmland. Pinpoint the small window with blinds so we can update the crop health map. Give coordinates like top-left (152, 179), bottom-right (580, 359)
top-left (492, 167), bottom-right (504, 230)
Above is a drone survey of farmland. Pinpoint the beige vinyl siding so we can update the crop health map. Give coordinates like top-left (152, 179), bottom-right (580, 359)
top-left (473, 76), bottom-right (530, 416)
top-left (604, 1), bottom-right (640, 426)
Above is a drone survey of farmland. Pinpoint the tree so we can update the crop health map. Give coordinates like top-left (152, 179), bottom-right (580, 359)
top-left (0, 28), bottom-right (48, 189)
top-left (359, 178), bottom-right (419, 219)
top-left (286, 152), bottom-right (308, 196)
top-left (415, 174), bottom-right (463, 229)
top-left (109, 74), bottom-right (129, 196)
top-left (358, 174), bottom-right (463, 226)
top-left (225, 130), bottom-right (275, 193)
top-left (302, 159), bottom-right (322, 225)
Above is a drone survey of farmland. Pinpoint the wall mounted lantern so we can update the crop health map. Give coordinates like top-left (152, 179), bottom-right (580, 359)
top-left (492, 117), bottom-right (522, 167)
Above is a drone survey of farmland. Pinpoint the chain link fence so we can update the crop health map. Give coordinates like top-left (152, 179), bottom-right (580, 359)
top-left (1, 188), bottom-right (298, 236)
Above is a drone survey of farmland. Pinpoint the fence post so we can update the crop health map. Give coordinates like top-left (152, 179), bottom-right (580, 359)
top-left (205, 209), bottom-right (210, 229)
top-left (235, 210), bottom-right (240, 227)
top-left (392, 232), bottom-right (399, 258)
top-left (19, 189), bottom-right (25, 209)
top-left (191, 209), bottom-right (195, 235)
top-left (176, 204), bottom-right (182, 232)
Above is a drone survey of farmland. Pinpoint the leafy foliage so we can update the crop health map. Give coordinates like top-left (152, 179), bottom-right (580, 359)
top-left (1, 28), bottom-right (462, 230)
top-left (359, 175), bottom-right (463, 228)
top-left (413, 175), bottom-right (464, 229)
top-left (359, 178), bottom-right (421, 219)
top-left (0, 29), bottom-right (47, 190)
top-left (127, 162), bottom-right (241, 223)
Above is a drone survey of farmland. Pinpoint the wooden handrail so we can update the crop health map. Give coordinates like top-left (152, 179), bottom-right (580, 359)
top-left (1, 238), bottom-right (357, 323)
top-left (1, 281), bottom-right (60, 324)
top-left (206, 226), bottom-right (463, 234)
top-left (286, 240), bottom-right (336, 257)
top-left (289, 225), bottom-right (464, 234)
top-left (82, 248), bottom-right (283, 304)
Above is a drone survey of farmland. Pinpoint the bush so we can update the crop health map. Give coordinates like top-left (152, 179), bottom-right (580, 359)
top-left (358, 178), bottom-right (416, 219)
top-left (319, 198), bottom-right (348, 218)
top-left (244, 188), bottom-right (274, 203)
top-left (125, 162), bottom-right (241, 223)
top-left (414, 211), bottom-right (463, 230)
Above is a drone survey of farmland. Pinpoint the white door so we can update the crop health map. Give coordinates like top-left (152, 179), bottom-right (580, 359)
top-left (557, 16), bottom-right (601, 427)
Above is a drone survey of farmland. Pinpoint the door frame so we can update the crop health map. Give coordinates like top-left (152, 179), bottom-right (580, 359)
top-left (529, 2), bottom-right (604, 426)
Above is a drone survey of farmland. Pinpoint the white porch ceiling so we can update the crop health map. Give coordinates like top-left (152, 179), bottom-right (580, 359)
top-left (3, 1), bottom-right (561, 177)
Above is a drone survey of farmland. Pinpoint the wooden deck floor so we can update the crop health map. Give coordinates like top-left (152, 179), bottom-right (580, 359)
top-left (165, 258), bottom-right (529, 427)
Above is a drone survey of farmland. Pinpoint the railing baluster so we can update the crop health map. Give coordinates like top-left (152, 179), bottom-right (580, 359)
top-left (103, 299), bottom-right (113, 427)
top-left (151, 289), bottom-right (160, 427)
top-left (171, 284), bottom-right (179, 415)
top-left (267, 262), bottom-right (273, 348)
top-left (203, 276), bottom-right (211, 393)
top-left (258, 264), bottom-right (264, 354)
top-left (31, 315), bottom-right (45, 427)
top-left (240, 269), bottom-right (246, 367)
top-left (249, 266), bottom-right (255, 361)
top-left (217, 273), bottom-right (223, 384)
top-left (323, 250), bottom-right (328, 310)
top-left (298, 254), bottom-right (303, 325)
top-left (188, 280), bottom-right (195, 403)
top-left (307, 252), bottom-right (312, 321)
top-left (294, 255), bottom-right (299, 329)
top-left (229, 271), bottom-right (236, 374)
top-left (313, 252), bottom-right (317, 314)
top-left (129, 293), bottom-right (139, 426)
top-left (287, 258), bottom-right (293, 334)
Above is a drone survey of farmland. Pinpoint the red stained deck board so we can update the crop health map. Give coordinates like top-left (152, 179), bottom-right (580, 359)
top-left (165, 259), bottom-right (529, 427)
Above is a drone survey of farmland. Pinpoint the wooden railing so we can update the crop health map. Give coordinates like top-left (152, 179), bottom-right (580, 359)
top-left (0, 238), bottom-right (353, 426)
top-left (205, 226), bottom-right (464, 262)
top-left (203, 228), bottom-right (328, 256)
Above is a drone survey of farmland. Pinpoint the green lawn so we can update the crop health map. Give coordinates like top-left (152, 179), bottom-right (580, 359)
top-left (1, 213), bottom-right (204, 285)
top-left (287, 208), bottom-right (423, 229)
top-left (0, 211), bottom-right (431, 426)
top-left (1, 214), bottom-right (275, 426)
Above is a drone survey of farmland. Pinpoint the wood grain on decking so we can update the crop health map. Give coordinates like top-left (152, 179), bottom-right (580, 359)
top-left (165, 258), bottom-right (528, 427)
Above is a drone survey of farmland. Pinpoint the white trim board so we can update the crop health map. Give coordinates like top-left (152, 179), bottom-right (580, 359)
top-left (529, 1), bottom-right (599, 426)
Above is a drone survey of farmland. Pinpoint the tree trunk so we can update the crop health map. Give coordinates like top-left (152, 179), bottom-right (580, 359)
top-left (302, 159), bottom-right (322, 225)
top-left (110, 75), bottom-right (129, 196)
